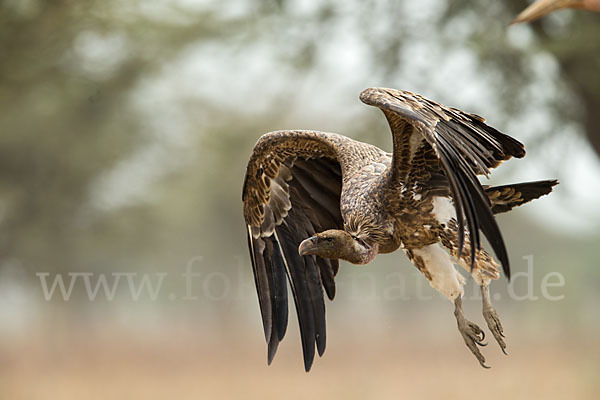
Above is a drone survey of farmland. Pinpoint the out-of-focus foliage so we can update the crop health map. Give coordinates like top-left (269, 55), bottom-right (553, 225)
top-left (0, 0), bottom-right (598, 295)
top-left (444, 0), bottom-right (600, 153)
top-left (0, 0), bottom-right (247, 273)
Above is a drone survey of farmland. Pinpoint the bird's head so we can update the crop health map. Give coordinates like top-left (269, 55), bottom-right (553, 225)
top-left (298, 229), bottom-right (376, 265)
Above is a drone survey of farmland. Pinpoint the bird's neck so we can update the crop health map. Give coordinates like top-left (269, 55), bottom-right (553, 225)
top-left (341, 241), bottom-right (379, 265)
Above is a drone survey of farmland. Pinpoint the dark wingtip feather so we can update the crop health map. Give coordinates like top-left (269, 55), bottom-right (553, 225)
top-left (472, 187), bottom-right (511, 279)
top-left (488, 179), bottom-right (558, 215)
top-left (469, 118), bottom-right (526, 160)
top-left (304, 355), bottom-right (314, 372)
top-left (275, 226), bottom-right (318, 374)
top-left (316, 333), bottom-right (326, 357)
top-left (499, 133), bottom-right (526, 159)
top-left (267, 336), bottom-right (279, 365)
top-left (502, 255), bottom-right (511, 280)
top-left (267, 236), bottom-right (289, 341)
top-left (248, 233), bottom-right (273, 344)
top-left (515, 179), bottom-right (558, 196)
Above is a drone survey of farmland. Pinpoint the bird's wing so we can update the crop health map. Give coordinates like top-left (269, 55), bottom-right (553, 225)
top-left (360, 87), bottom-right (526, 278)
top-left (243, 130), bottom-right (349, 372)
top-left (485, 180), bottom-right (558, 214)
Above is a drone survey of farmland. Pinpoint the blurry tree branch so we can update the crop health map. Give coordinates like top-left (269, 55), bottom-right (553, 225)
top-left (443, 0), bottom-right (600, 153)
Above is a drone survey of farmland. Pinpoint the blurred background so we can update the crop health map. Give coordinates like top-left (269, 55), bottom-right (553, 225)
top-left (1, 0), bottom-right (599, 398)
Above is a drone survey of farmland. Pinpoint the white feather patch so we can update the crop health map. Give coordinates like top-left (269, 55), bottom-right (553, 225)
top-left (412, 244), bottom-right (464, 301)
top-left (432, 196), bottom-right (455, 224)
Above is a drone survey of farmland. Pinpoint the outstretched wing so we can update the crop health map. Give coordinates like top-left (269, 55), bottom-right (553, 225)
top-left (242, 130), bottom-right (347, 372)
top-left (360, 87), bottom-right (526, 278)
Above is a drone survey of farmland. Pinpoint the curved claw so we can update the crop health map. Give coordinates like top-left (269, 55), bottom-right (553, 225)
top-left (475, 330), bottom-right (487, 346)
top-left (454, 296), bottom-right (493, 368)
top-left (482, 306), bottom-right (507, 354)
top-left (457, 320), bottom-right (490, 367)
top-left (481, 286), bottom-right (508, 355)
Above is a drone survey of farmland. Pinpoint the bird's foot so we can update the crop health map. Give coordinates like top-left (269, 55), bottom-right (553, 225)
top-left (482, 305), bottom-right (507, 354)
top-left (481, 285), bottom-right (507, 354)
top-left (454, 296), bottom-right (490, 369)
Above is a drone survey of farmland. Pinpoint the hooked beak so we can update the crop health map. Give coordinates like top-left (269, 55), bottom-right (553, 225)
top-left (298, 237), bottom-right (317, 256)
top-left (511, 0), bottom-right (577, 24)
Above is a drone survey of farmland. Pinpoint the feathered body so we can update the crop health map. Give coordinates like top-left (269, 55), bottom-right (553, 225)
top-left (242, 88), bottom-right (557, 371)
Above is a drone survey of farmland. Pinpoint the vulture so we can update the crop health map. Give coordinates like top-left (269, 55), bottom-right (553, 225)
top-left (512, 0), bottom-right (600, 24)
top-left (242, 87), bottom-right (557, 371)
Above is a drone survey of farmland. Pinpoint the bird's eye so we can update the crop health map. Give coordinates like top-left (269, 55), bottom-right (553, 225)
top-left (325, 237), bottom-right (333, 242)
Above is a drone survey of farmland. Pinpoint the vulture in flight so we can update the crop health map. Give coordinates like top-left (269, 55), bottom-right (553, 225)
top-left (242, 88), bottom-right (557, 371)
top-left (512, 0), bottom-right (600, 24)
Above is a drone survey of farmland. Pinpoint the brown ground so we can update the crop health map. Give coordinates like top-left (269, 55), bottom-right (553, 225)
top-left (0, 319), bottom-right (597, 400)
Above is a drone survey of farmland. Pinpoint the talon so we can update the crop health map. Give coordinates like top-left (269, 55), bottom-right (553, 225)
top-left (454, 296), bottom-right (491, 368)
top-left (481, 286), bottom-right (508, 354)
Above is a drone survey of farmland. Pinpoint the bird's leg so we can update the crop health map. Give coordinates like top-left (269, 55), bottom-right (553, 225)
top-left (454, 295), bottom-right (489, 368)
top-left (481, 284), bottom-right (507, 355)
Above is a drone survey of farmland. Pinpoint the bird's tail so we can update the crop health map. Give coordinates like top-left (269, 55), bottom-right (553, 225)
top-left (485, 180), bottom-right (558, 215)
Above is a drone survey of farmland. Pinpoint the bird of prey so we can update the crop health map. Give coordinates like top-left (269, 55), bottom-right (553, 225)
top-left (242, 87), bottom-right (557, 371)
top-left (512, 0), bottom-right (600, 24)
